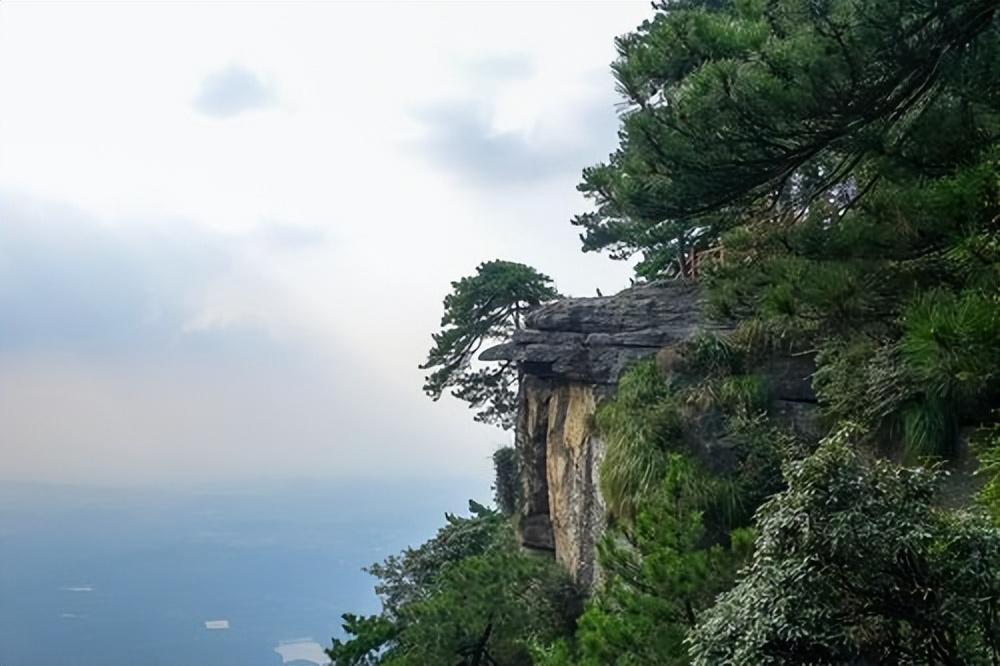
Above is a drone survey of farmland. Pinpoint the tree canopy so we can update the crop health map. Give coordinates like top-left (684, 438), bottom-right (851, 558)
top-left (576, 0), bottom-right (1000, 458)
top-left (327, 502), bottom-right (581, 666)
top-left (420, 260), bottom-right (559, 429)
top-left (690, 430), bottom-right (1000, 664)
top-left (574, 0), bottom-right (999, 279)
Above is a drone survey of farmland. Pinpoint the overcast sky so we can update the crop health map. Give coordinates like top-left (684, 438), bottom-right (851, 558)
top-left (0, 2), bottom-right (649, 488)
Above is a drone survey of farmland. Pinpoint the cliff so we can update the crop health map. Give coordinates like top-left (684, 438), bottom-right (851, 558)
top-left (483, 281), bottom-right (818, 587)
top-left (483, 282), bottom-right (714, 587)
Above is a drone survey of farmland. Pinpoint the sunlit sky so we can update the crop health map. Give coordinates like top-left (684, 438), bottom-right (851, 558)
top-left (0, 2), bottom-right (649, 487)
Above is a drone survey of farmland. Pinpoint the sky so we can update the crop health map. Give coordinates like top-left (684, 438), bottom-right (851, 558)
top-left (0, 1), bottom-right (650, 487)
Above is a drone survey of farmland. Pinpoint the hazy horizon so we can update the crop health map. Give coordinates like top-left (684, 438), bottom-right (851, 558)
top-left (0, 2), bottom-right (648, 487)
top-left (0, 476), bottom-right (486, 666)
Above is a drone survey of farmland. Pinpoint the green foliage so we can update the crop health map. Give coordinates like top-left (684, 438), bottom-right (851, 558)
top-left (689, 429), bottom-right (1000, 664)
top-left (674, 330), bottom-right (739, 377)
top-left (576, 0), bottom-right (1000, 469)
top-left (704, 415), bottom-right (787, 530)
top-left (363, 500), bottom-right (505, 617)
top-left (492, 447), bottom-right (519, 516)
top-left (574, 0), bottom-right (1000, 277)
top-left (328, 614), bottom-right (398, 666)
top-left (562, 354), bottom-right (785, 664)
top-left (329, 503), bottom-right (581, 666)
top-left (384, 541), bottom-right (581, 666)
top-left (713, 374), bottom-right (769, 418)
top-left (553, 456), bottom-right (753, 666)
top-left (975, 420), bottom-right (1000, 527)
top-left (595, 361), bottom-right (683, 520)
top-left (814, 290), bottom-right (1000, 459)
top-left (900, 289), bottom-right (1000, 410)
top-left (421, 260), bottom-right (559, 429)
top-left (813, 339), bottom-right (911, 439)
top-left (597, 358), bottom-right (784, 530)
top-left (902, 396), bottom-right (958, 461)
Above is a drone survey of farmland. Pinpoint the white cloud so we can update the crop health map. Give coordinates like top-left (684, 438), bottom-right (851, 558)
top-left (193, 64), bottom-right (276, 118)
top-left (0, 1), bottom-right (651, 486)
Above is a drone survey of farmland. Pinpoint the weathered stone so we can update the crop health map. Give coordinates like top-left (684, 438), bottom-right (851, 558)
top-left (503, 280), bottom-right (821, 588)
top-left (523, 281), bottom-right (704, 336)
top-left (762, 353), bottom-right (817, 402)
top-left (484, 281), bottom-right (711, 386)
top-left (517, 375), bottom-right (556, 551)
top-left (772, 399), bottom-right (824, 440)
top-left (544, 383), bottom-right (606, 589)
top-left (502, 282), bottom-right (713, 587)
top-left (520, 514), bottom-right (555, 552)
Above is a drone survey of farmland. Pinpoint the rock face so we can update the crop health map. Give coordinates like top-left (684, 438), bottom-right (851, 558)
top-left (486, 280), bottom-right (821, 588)
top-left (482, 281), bottom-right (716, 385)
top-left (484, 281), bottom-right (714, 587)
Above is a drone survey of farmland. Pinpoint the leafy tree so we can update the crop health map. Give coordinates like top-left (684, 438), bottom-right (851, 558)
top-left (689, 429), bottom-right (1000, 664)
top-left (420, 260), bottom-right (559, 429)
top-left (366, 501), bottom-right (505, 616)
top-left (384, 538), bottom-right (581, 666)
top-left (898, 290), bottom-right (1000, 457)
top-left (328, 614), bottom-right (398, 666)
top-left (574, 0), bottom-right (1000, 457)
top-left (328, 501), bottom-right (505, 664)
top-left (328, 503), bottom-right (582, 666)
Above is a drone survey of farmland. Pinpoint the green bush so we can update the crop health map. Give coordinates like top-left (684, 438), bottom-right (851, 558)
top-left (544, 456), bottom-right (753, 666)
top-left (329, 506), bottom-right (581, 666)
top-left (596, 361), bottom-right (684, 520)
top-left (690, 430), bottom-right (1000, 664)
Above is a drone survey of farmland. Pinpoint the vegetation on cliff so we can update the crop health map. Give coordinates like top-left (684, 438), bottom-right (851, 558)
top-left (332, 0), bottom-right (999, 663)
top-left (420, 260), bottom-right (559, 429)
top-left (576, 0), bottom-right (1000, 459)
top-left (690, 431), bottom-right (1000, 664)
top-left (328, 500), bottom-right (581, 666)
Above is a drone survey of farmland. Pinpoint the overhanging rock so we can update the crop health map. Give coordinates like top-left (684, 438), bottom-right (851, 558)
top-left (483, 281), bottom-right (715, 587)
top-left (485, 280), bottom-right (820, 588)
top-left (482, 280), bottom-right (719, 385)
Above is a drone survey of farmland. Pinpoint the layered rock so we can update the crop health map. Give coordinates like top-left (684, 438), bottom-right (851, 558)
top-left (485, 280), bottom-right (822, 588)
top-left (483, 281), bottom-right (712, 587)
top-left (482, 281), bottom-right (714, 386)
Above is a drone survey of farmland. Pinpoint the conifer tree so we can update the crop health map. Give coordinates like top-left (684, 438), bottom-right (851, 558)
top-left (420, 260), bottom-right (559, 429)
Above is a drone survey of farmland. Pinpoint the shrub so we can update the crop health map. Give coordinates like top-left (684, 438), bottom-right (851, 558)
top-left (689, 430), bottom-right (1000, 664)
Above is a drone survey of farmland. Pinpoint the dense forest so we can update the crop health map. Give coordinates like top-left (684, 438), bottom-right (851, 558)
top-left (329, 1), bottom-right (1000, 663)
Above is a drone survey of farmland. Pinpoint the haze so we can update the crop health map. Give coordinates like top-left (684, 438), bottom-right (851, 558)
top-left (0, 2), bottom-right (648, 487)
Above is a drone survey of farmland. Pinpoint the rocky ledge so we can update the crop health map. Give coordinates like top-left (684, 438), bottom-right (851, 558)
top-left (482, 281), bottom-right (723, 385)
top-left (483, 280), bottom-right (818, 589)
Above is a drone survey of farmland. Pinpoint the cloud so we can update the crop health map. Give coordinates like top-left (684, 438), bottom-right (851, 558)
top-left (0, 194), bottom-right (321, 366)
top-left (193, 64), bottom-right (276, 118)
top-left (0, 192), bottom-right (493, 486)
top-left (0, 1), bottom-right (654, 487)
top-left (410, 91), bottom-right (619, 185)
top-left (408, 54), bottom-right (623, 186)
top-left (460, 53), bottom-right (536, 81)
top-left (0, 194), bottom-right (238, 356)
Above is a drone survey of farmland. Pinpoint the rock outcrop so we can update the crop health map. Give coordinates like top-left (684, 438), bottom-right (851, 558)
top-left (482, 281), bottom-right (715, 386)
top-left (483, 281), bottom-right (715, 587)
top-left (484, 281), bottom-right (821, 588)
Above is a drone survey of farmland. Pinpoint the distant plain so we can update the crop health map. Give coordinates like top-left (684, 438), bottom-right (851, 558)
top-left (0, 478), bottom-right (481, 665)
